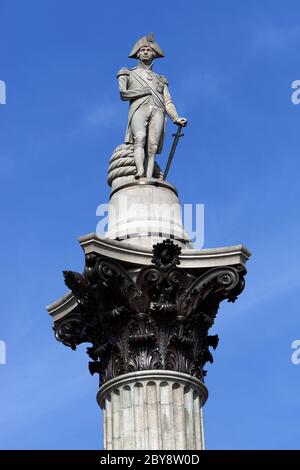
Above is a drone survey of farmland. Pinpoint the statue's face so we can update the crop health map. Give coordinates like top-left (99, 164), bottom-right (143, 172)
top-left (137, 46), bottom-right (155, 62)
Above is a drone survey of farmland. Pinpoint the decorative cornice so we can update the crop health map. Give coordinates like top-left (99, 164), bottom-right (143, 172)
top-left (47, 236), bottom-right (250, 321)
top-left (79, 233), bottom-right (251, 268)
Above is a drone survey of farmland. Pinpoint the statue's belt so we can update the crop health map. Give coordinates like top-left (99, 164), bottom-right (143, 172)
top-left (131, 71), bottom-right (166, 111)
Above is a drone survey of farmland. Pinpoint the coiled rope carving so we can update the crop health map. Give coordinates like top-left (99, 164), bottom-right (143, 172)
top-left (107, 143), bottom-right (163, 186)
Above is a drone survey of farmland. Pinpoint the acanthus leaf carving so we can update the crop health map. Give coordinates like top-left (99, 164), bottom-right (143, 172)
top-left (53, 240), bottom-right (247, 384)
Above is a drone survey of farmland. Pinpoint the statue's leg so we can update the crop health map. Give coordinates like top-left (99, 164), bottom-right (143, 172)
top-left (146, 109), bottom-right (165, 178)
top-left (130, 108), bottom-right (148, 178)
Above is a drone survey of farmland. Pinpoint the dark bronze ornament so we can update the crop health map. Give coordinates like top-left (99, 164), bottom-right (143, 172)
top-left (53, 240), bottom-right (246, 384)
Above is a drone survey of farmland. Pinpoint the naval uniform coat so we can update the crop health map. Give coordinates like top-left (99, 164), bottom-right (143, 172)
top-left (117, 64), bottom-right (176, 154)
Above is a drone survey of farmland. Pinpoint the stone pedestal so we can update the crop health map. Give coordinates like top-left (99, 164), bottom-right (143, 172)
top-left (97, 370), bottom-right (207, 450)
top-left (107, 178), bottom-right (191, 248)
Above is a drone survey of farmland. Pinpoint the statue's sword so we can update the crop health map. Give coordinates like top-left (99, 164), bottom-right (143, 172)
top-left (163, 125), bottom-right (184, 180)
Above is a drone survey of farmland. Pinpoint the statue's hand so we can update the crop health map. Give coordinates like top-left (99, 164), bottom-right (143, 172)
top-left (175, 117), bottom-right (188, 127)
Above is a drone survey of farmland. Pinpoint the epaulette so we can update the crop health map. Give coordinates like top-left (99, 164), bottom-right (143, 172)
top-left (117, 67), bottom-right (130, 77)
top-left (159, 75), bottom-right (168, 85)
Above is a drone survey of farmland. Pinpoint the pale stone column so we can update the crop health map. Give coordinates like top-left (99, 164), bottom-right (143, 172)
top-left (97, 370), bottom-right (208, 451)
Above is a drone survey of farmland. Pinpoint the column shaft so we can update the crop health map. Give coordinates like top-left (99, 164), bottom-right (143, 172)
top-left (97, 371), bottom-right (208, 451)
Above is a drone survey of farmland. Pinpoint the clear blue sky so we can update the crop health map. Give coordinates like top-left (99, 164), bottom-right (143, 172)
top-left (0, 0), bottom-right (300, 450)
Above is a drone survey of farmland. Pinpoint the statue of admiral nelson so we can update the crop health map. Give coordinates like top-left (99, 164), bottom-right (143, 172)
top-left (117, 33), bottom-right (187, 179)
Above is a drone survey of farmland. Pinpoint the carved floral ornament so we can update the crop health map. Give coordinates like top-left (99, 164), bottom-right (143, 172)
top-left (53, 240), bottom-right (246, 384)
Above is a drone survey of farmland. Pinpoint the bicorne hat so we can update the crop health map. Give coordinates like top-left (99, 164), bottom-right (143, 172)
top-left (128, 33), bottom-right (165, 59)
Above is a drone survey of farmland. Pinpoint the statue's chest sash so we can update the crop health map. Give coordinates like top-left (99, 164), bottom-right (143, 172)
top-left (133, 69), bottom-right (164, 94)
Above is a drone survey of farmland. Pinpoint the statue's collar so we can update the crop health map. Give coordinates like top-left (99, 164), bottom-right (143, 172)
top-left (137, 61), bottom-right (153, 71)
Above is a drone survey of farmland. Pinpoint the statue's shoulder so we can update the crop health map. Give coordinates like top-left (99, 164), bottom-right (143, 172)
top-left (159, 75), bottom-right (168, 85)
top-left (128, 66), bottom-right (139, 74)
top-left (117, 67), bottom-right (130, 77)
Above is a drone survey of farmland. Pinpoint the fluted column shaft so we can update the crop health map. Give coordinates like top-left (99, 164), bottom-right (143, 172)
top-left (97, 370), bottom-right (208, 451)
